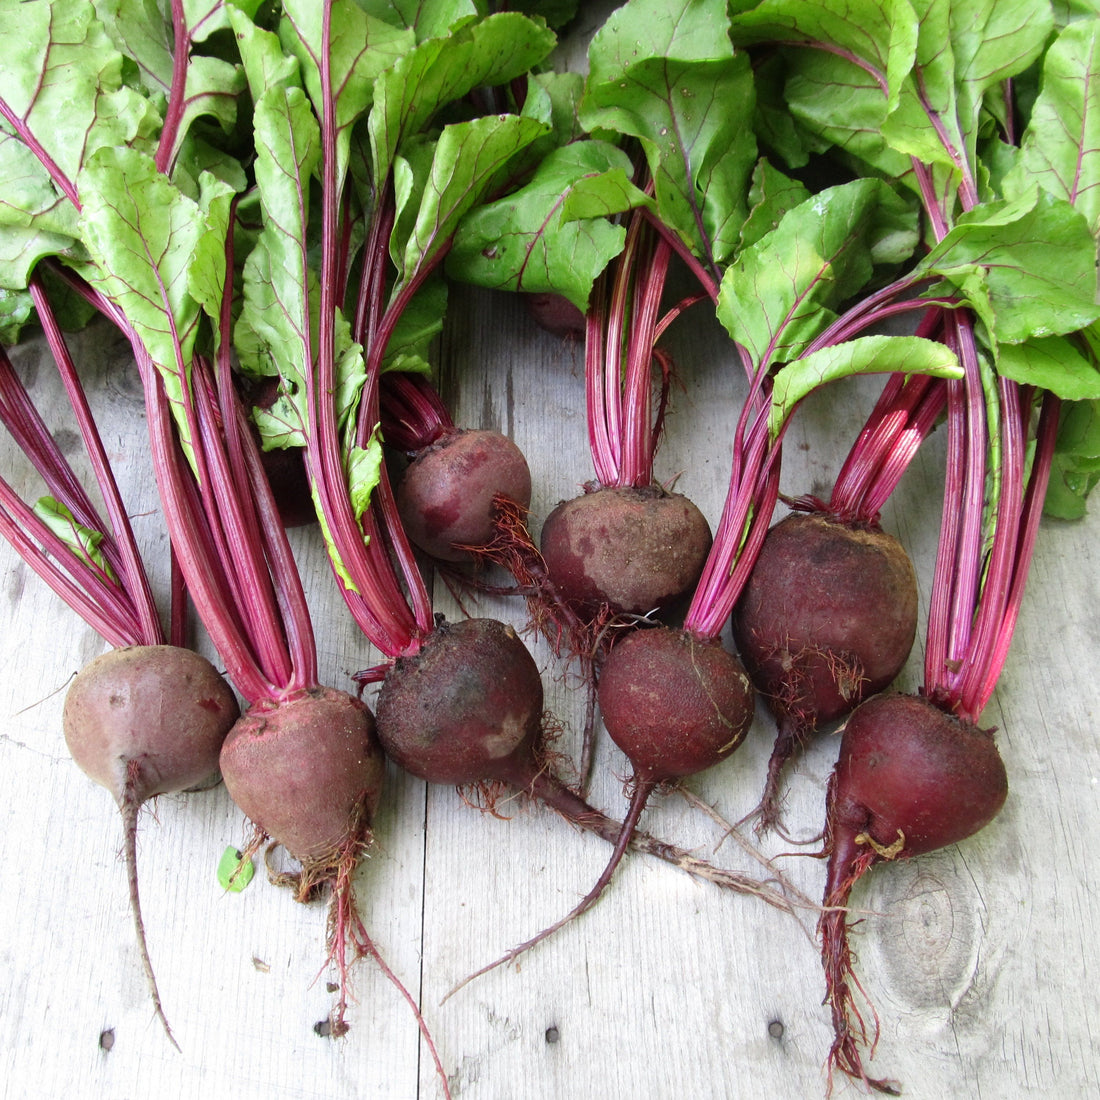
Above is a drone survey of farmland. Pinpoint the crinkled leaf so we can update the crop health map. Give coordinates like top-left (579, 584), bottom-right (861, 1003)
top-left (95, 0), bottom-right (246, 150)
top-left (447, 139), bottom-right (645, 310)
top-left (368, 13), bottom-right (555, 189)
top-left (32, 497), bottom-right (115, 578)
top-left (916, 190), bottom-right (1100, 344)
top-left (581, 53), bottom-right (757, 268)
top-left (77, 146), bottom-right (234, 470)
top-left (716, 179), bottom-right (911, 371)
top-left (0, 0), bottom-right (157, 191)
top-left (1008, 18), bottom-right (1100, 236)
top-left (996, 334), bottom-right (1100, 399)
top-left (739, 157), bottom-right (811, 251)
top-left (279, 0), bottom-right (414, 183)
top-left (768, 334), bottom-right (962, 439)
top-left (879, 0), bottom-right (1052, 194)
top-left (391, 112), bottom-right (550, 302)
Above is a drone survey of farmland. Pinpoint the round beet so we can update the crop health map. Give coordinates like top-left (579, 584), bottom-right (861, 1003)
top-left (219, 686), bottom-right (383, 864)
top-left (819, 692), bottom-right (1008, 1094)
top-left (524, 291), bottom-right (586, 338)
top-left (540, 485), bottom-right (712, 617)
top-left (61, 644), bottom-right (240, 1047)
top-left (375, 617), bottom-right (544, 787)
top-left (734, 512), bottom-right (917, 724)
top-left (597, 625), bottom-right (755, 781)
top-left (218, 686), bottom-right (385, 1037)
top-left (396, 428), bottom-right (532, 562)
top-left (732, 511), bottom-right (917, 831)
top-left (64, 644), bottom-right (240, 800)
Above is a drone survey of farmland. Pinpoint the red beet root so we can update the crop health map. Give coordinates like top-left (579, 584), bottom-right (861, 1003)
top-left (733, 511), bottom-right (918, 831)
top-left (374, 617), bottom-right (543, 788)
top-left (396, 428), bottom-right (532, 562)
top-left (62, 644), bottom-right (240, 1046)
top-left (819, 692), bottom-right (1008, 1094)
top-left (540, 485), bottom-right (712, 616)
top-left (218, 686), bottom-right (385, 1036)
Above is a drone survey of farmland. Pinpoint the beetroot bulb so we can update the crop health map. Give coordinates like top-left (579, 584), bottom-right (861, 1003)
top-left (733, 332), bottom-right (948, 835)
top-left (0, 290), bottom-right (238, 1048)
top-left (816, 345), bottom-right (1062, 1093)
top-left (383, 371), bottom-right (533, 564)
top-left (539, 213), bottom-right (712, 623)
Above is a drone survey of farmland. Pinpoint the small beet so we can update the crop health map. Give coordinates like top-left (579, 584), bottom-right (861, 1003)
top-left (540, 485), bottom-right (712, 617)
top-left (819, 692), bottom-right (1008, 1094)
top-left (524, 292), bottom-right (586, 338)
top-left (396, 428), bottom-right (532, 562)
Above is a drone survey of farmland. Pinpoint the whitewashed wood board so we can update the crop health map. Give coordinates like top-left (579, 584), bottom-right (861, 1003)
top-left (2, 273), bottom-right (1099, 1100)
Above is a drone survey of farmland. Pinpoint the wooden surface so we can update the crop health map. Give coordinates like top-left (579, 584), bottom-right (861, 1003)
top-left (1, 280), bottom-right (1099, 1100)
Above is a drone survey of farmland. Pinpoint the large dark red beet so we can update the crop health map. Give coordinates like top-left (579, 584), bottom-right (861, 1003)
top-left (540, 485), bottom-right (712, 617)
top-left (374, 617), bottom-right (544, 787)
top-left (733, 512), bottom-right (917, 727)
top-left (819, 691), bottom-right (1008, 1095)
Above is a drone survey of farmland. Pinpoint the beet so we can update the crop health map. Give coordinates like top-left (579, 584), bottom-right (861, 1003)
top-left (62, 644), bottom-right (241, 1046)
top-left (396, 428), bottom-right (532, 562)
top-left (732, 511), bottom-right (918, 831)
top-left (597, 625), bottom-right (755, 781)
top-left (375, 617), bottom-right (543, 787)
top-left (539, 485), bottom-right (712, 616)
top-left (218, 685), bottom-right (385, 1036)
top-left (219, 687), bottom-right (383, 865)
top-left (819, 692), bottom-right (1008, 1094)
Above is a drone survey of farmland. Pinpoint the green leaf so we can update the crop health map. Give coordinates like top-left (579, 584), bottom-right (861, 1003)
top-left (0, 133), bottom-right (83, 289)
top-left (580, 52), bottom-right (757, 267)
top-left (216, 845), bottom-right (255, 892)
top-left (447, 140), bottom-right (644, 310)
top-left (238, 86), bottom-right (365, 450)
top-left (1009, 18), bottom-right (1100, 236)
top-left (739, 158), bottom-right (811, 251)
top-left (996, 334), bottom-right (1100, 399)
top-left (916, 190), bottom-right (1100, 344)
top-left (587, 0), bottom-right (737, 83)
top-left (368, 13), bottom-right (556, 189)
top-left (279, 0), bottom-right (414, 183)
top-left (767, 334), bottom-right (962, 439)
top-left (0, 286), bottom-right (34, 343)
top-left (716, 179), bottom-right (910, 371)
top-left (391, 112), bottom-right (550, 302)
top-left (348, 432), bottom-right (384, 522)
top-left (1046, 397), bottom-right (1100, 515)
top-left (0, 0), bottom-right (157, 191)
top-left (381, 276), bottom-right (448, 373)
top-left (227, 3), bottom-right (302, 100)
top-left (77, 146), bottom-right (234, 471)
top-left (32, 497), bottom-right (115, 578)
top-left (95, 0), bottom-right (247, 161)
